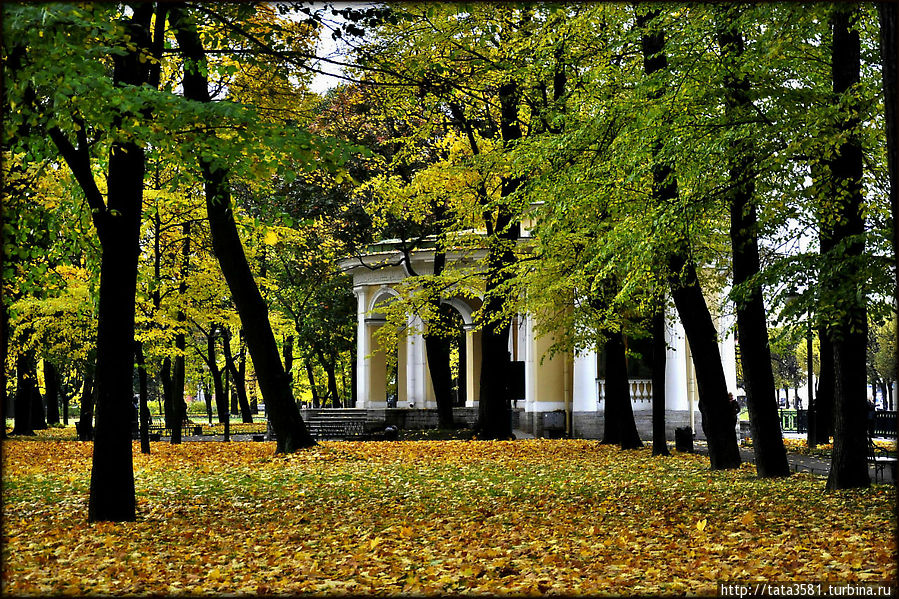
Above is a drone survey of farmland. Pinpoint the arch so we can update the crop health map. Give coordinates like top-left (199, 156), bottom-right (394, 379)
top-left (368, 286), bottom-right (400, 320)
top-left (439, 296), bottom-right (481, 327)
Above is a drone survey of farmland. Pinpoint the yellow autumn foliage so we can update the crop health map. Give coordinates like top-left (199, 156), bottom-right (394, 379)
top-left (2, 438), bottom-right (895, 595)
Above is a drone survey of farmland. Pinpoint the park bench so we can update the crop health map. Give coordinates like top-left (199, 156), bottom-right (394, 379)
top-left (267, 414), bottom-right (369, 441)
top-left (147, 418), bottom-right (202, 440)
top-left (867, 436), bottom-right (897, 483)
top-left (305, 417), bottom-right (367, 440)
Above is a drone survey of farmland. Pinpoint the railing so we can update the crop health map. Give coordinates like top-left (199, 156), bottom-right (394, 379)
top-left (779, 409), bottom-right (896, 439)
top-left (778, 409), bottom-right (808, 434)
top-left (596, 379), bottom-right (653, 404)
top-left (873, 412), bottom-right (897, 438)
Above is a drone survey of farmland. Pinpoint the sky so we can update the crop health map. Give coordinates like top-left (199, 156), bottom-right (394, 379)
top-left (306, 2), bottom-right (370, 95)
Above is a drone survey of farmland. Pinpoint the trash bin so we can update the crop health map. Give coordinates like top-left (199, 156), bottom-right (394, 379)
top-left (675, 426), bottom-right (693, 453)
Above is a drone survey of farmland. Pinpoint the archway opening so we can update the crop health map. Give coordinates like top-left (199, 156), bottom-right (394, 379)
top-left (428, 303), bottom-right (467, 408)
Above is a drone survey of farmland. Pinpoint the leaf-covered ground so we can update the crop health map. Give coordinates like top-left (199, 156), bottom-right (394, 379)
top-left (2, 437), bottom-right (895, 595)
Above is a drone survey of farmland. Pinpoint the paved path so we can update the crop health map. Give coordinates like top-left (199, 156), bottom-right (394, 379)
top-left (694, 440), bottom-right (895, 484)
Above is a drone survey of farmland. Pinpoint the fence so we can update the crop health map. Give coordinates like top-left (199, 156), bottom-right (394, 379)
top-left (778, 409), bottom-right (896, 438)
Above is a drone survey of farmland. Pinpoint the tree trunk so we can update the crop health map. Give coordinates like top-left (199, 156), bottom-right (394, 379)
top-left (44, 360), bottom-right (61, 426)
top-left (601, 330), bottom-right (643, 449)
top-left (473, 80), bottom-right (520, 441)
top-left (160, 357), bottom-right (174, 430)
top-left (84, 3), bottom-right (165, 522)
top-left (718, 13), bottom-right (789, 477)
top-left (203, 380), bottom-right (213, 424)
top-left (320, 355), bottom-right (341, 409)
top-left (208, 326), bottom-right (228, 425)
top-left (0, 301), bottom-right (7, 438)
top-left (425, 334), bottom-right (455, 428)
top-left (639, 9), bottom-right (739, 470)
top-left (222, 327), bottom-right (253, 423)
top-left (62, 376), bottom-right (71, 426)
top-left (171, 7), bottom-right (314, 451)
top-left (29, 361), bottom-right (47, 431)
top-left (305, 358), bottom-right (319, 408)
top-left (135, 341), bottom-right (151, 454)
top-left (878, 4), bottom-right (898, 366)
top-left (170, 219), bottom-right (191, 443)
top-left (419, 249), bottom-right (456, 429)
top-left (650, 309), bottom-right (670, 457)
top-left (170, 353), bottom-right (184, 445)
top-left (669, 257), bottom-right (742, 470)
top-left (11, 351), bottom-right (35, 436)
top-left (78, 373), bottom-right (95, 441)
top-left (283, 335), bottom-right (294, 387)
top-left (826, 5), bottom-right (869, 490)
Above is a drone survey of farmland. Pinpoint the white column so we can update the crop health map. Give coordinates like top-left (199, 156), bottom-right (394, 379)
top-left (524, 314), bottom-right (536, 412)
top-left (573, 347), bottom-right (598, 412)
top-left (716, 291), bottom-right (738, 397)
top-left (354, 287), bottom-right (370, 408)
top-left (406, 315), bottom-right (429, 408)
top-left (465, 325), bottom-right (481, 408)
top-left (665, 313), bottom-right (690, 412)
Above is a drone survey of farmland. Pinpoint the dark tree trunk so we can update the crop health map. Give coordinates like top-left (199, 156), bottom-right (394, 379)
top-left (11, 351), bottom-right (35, 436)
top-left (82, 3), bottom-right (165, 522)
top-left (88, 151), bottom-right (143, 519)
top-left (816, 327), bottom-right (837, 444)
top-left (826, 5), bottom-right (869, 490)
top-left (207, 326), bottom-right (228, 425)
top-left (135, 341), bottom-right (151, 454)
top-left (650, 309), bottom-right (670, 457)
top-left (718, 16), bottom-right (790, 478)
top-left (30, 387), bottom-right (46, 430)
top-left (425, 334), bottom-right (455, 428)
top-left (283, 335), bottom-right (294, 387)
top-left (29, 360), bottom-right (47, 431)
top-left (62, 376), bottom-right (71, 426)
top-left (222, 327), bottom-right (253, 423)
top-left (44, 360), bottom-right (61, 426)
top-left (203, 380), bottom-right (213, 424)
top-left (0, 302), bottom-right (7, 438)
top-left (879, 4), bottom-right (899, 362)
top-left (474, 81), bottom-right (520, 441)
top-left (170, 356), bottom-right (185, 445)
top-left (170, 220), bottom-right (191, 443)
top-left (171, 5), bottom-right (314, 452)
top-left (669, 257), bottom-right (742, 470)
top-left (320, 355), bottom-right (341, 409)
top-left (419, 249), bottom-right (455, 429)
top-left (640, 9), bottom-right (739, 469)
top-left (305, 358), bottom-right (319, 408)
top-left (600, 330), bottom-right (643, 449)
top-left (160, 357), bottom-right (174, 431)
top-left (78, 373), bottom-right (95, 441)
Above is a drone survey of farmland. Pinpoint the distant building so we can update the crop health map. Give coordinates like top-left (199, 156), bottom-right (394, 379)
top-left (339, 241), bottom-right (738, 440)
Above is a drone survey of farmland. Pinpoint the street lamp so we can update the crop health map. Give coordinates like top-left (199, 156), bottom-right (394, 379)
top-left (784, 289), bottom-right (816, 449)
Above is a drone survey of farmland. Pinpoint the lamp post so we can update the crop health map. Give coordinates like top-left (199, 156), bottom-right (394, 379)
top-left (785, 289), bottom-right (816, 448)
top-left (805, 316), bottom-right (816, 449)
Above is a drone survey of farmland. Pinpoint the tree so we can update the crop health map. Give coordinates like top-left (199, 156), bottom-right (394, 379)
top-left (879, 4), bottom-right (898, 356)
top-left (169, 4), bottom-right (321, 452)
top-left (637, 7), bottom-right (740, 469)
top-left (4, 3), bottom-right (172, 520)
top-left (824, 5), bottom-right (871, 491)
top-left (717, 6), bottom-right (790, 478)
